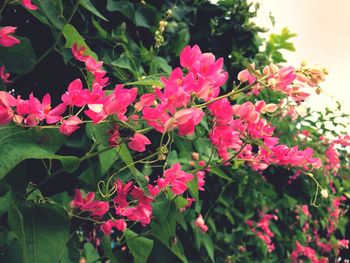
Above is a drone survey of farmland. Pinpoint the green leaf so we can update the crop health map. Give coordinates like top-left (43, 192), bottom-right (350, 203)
top-left (125, 229), bottom-right (154, 263)
top-left (37, 0), bottom-right (66, 29)
top-left (62, 24), bottom-right (98, 59)
top-left (0, 37), bottom-right (36, 75)
top-left (151, 203), bottom-right (188, 263)
top-left (202, 234), bottom-right (215, 262)
top-left (152, 199), bottom-right (171, 223)
top-left (0, 127), bottom-right (80, 179)
top-left (81, 0), bottom-right (109, 22)
top-left (0, 184), bottom-right (12, 215)
top-left (85, 123), bottom-right (116, 175)
top-left (117, 143), bottom-right (149, 192)
top-left (134, 5), bottom-right (159, 28)
top-left (7, 203), bottom-right (70, 263)
top-left (124, 75), bottom-right (163, 87)
top-left (149, 56), bottom-right (172, 74)
top-left (210, 167), bottom-right (233, 182)
top-left (106, 0), bottom-right (134, 20)
top-left (83, 242), bottom-right (100, 263)
top-left (100, 237), bottom-right (120, 263)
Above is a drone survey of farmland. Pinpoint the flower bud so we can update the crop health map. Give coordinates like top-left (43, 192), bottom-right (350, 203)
top-left (321, 189), bottom-right (328, 199)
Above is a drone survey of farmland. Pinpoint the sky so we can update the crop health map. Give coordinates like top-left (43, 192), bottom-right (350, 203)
top-left (252, 0), bottom-right (350, 115)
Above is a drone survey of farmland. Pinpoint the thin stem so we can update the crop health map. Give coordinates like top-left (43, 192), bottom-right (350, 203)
top-left (0, 0), bottom-right (8, 18)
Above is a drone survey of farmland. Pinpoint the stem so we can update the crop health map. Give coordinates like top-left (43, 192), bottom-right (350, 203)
top-left (0, 0), bottom-right (8, 18)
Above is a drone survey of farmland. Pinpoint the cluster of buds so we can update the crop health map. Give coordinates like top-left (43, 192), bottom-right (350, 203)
top-left (297, 61), bottom-right (328, 94)
top-left (154, 9), bottom-right (172, 48)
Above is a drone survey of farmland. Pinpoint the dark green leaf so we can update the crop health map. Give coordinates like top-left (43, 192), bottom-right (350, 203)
top-left (0, 37), bottom-right (36, 75)
top-left (0, 127), bottom-right (79, 179)
top-left (81, 0), bottom-right (109, 22)
top-left (62, 24), bottom-right (98, 59)
top-left (8, 203), bottom-right (70, 263)
top-left (125, 229), bottom-right (153, 263)
top-left (106, 0), bottom-right (134, 20)
top-left (37, 0), bottom-right (65, 29)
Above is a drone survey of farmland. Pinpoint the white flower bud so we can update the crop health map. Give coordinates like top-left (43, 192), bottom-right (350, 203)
top-left (321, 189), bottom-right (328, 199)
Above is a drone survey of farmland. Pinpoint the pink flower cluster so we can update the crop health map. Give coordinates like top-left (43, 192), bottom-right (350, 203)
top-left (291, 241), bottom-right (328, 263)
top-left (140, 45), bottom-right (227, 136)
top-left (323, 135), bottom-right (350, 176)
top-left (157, 163), bottom-right (194, 195)
top-left (326, 196), bottom-right (346, 236)
top-left (208, 98), bottom-right (322, 170)
top-left (246, 211), bottom-right (278, 253)
top-left (238, 62), bottom-right (324, 102)
top-left (71, 163), bottom-right (203, 237)
top-left (71, 190), bottom-right (109, 217)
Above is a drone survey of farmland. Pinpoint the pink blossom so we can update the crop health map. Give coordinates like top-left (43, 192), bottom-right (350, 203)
top-left (0, 91), bottom-right (16, 125)
top-left (0, 27), bottom-right (20, 47)
top-left (157, 163), bottom-right (194, 195)
top-left (194, 214), bottom-right (208, 233)
top-left (338, 239), bottom-right (349, 249)
top-left (0, 66), bottom-right (12, 83)
top-left (100, 219), bottom-right (127, 236)
top-left (21, 0), bottom-right (38, 10)
top-left (134, 94), bottom-right (155, 112)
top-left (196, 171), bottom-right (205, 191)
top-left (59, 116), bottom-right (83, 136)
top-left (128, 133), bottom-right (151, 152)
top-left (103, 85), bottom-right (137, 121)
top-left (237, 68), bottom-right (257, 84)
top-left (61, 79), bottom-right (89, 107)
top-left (71, 189), bottom-right (109, 217)
top-left (72, 43), bottom-right (89, 62)
top-left (40, 94), bottom-right (66, 124)
top-left (81, 200), bottom-right (109, 217)
top-left (71, 189), bottom-right (95, 208)
top-left (175, 108), bottom-right (204, 135)
top-left (107, 125), bottom-right (120, 147)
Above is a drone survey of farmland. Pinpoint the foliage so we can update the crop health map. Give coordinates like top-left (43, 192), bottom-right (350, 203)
top-left (0, 1), bottom-right (349, 263)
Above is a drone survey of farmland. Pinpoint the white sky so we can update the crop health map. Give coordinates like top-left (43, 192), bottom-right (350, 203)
top-left (253, 0), bottom-right (350, 115)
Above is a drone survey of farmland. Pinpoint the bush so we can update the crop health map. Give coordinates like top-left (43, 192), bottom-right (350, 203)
top-left (0, 1), bottom-right (349, 262)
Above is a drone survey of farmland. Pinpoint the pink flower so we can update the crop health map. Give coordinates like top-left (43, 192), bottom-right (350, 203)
top-left (0, 26), bottom-right (20, 47)
top-left (107, 125), bottom-right (120, 147)
top-left (59, 116), bottom-right (83, 136)
top-left (128, 133), bottom-right (151, 152)
top-left (114, 219), bottom-right (127, 232)
top-left (71, 189), bottom-right (109, 217)
top-left (70, 189), bottom-right (95, 208)
top-left (194, 214), bottom-right (208, 233)
top-left (100, 219), bottom-right (127, 236)
top-left (103, 85), bottom-right (137, 121)
top-left (338, 239), bottom-right (349, 249)
top-left (81, 200), bottom-right (109, 217)
top-left (196, 171), bottom-right (205, 191)
top-left (40, 94), bottom-right (66, 124)
top-left (100, 220), bottom-right (113, 236)
top-left (21, 0), bottom-right (38, 10)
top-left (61, 79), bottom-right (89, 107)
top-left (0, 66), bottom-right (12, 83)
top-left (164, 108), bottom-right (204, 136)
top-left (72, 43), bottom-right (89, 62)
top-left (134, 94), bottom-right (155, 112)
top-left (0, 91), bottom-right (16, 125)
top-left (158, 163), bottom-right (194, 195)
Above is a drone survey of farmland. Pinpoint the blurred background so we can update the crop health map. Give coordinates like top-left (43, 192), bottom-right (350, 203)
top-left (253, 0), bottom-right (350, 115)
